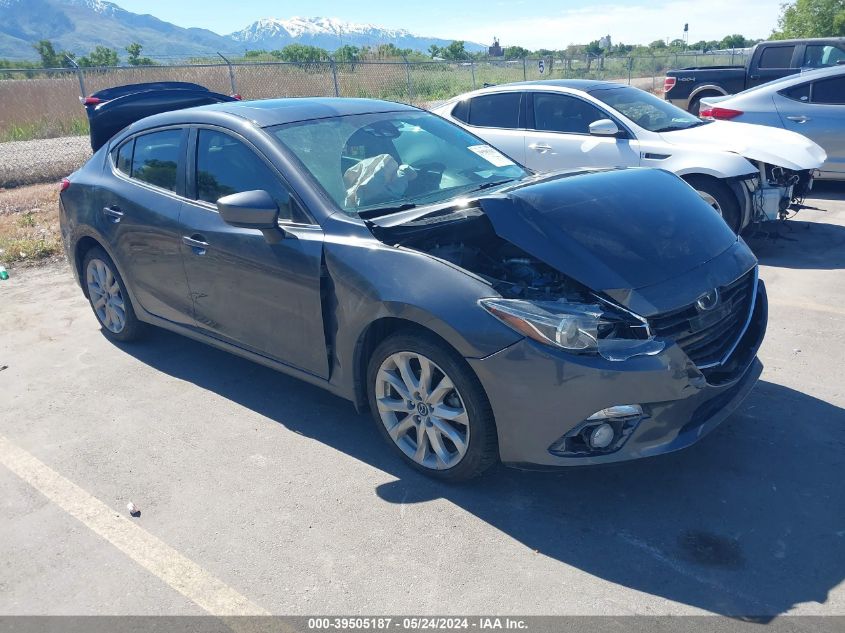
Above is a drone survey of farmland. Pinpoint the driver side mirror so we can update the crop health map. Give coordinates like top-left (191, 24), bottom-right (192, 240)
top-left (217, 190), bottom-right (284, 243)
top-left (589, 119), bottom-right (622, 137)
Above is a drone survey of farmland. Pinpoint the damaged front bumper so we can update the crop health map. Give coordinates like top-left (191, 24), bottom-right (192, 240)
top-left (743, 162), bottom-right (815, 223)
top-left (468, 280), bottom-right (768, 468)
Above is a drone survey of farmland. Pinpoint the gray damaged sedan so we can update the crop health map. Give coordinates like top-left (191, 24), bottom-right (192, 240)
top-left (59, 93), bottom-right (768, 480)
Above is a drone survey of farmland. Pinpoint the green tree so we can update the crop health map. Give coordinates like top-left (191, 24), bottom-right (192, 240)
top-left (126, 43), bottom-right (154, 66)
top-left (334, 44), bottom-right (360, 63)
top-left (504, 45), bottom-right (530, 59)
top-left (441, 40), bottom-right (468, 61)
top-left (428, 44), bottom-right (441, 58)
top-left (33, 40), bottom-right (74, 68)
top-left (78, 46), bottom-right (119, 67)
top-left (773, 0), bottom-right (845, 38)
top-left (719, 34), bottom-right (752, 49)
top-left (649, 39), bottom-right (668, 49)
top-left (270, 44), bottom-right (329, 62)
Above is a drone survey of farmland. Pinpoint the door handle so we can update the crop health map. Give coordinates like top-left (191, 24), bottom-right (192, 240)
top-left (786, 115), bottom-right (810, 123)
top-left (182, 235), bottom-right (209, 255)
top-left (102, 206), bottom-right (123, 223)
top-left (529, 143), bottom-right (552, 153)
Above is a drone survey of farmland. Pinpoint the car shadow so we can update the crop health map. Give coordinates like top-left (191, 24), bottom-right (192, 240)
top-left (119, 328), bottom-right (845, 619)
top-left (743, 180), bottom-right (845, 270)
top-left (745, 219), bottom-right (845, 270)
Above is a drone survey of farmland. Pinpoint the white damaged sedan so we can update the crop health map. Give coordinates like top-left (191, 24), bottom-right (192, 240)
top-left (433, 80), bottom-right (826, 232)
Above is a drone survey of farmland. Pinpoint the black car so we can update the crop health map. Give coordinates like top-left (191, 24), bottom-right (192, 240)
top-left (59, 91), bottom-right (767, 480)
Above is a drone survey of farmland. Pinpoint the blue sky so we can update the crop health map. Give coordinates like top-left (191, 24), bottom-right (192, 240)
top-left (114, 0), bottom-right (782, 47)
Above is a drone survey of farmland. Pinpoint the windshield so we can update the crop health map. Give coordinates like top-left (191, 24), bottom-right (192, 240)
top-left (589, 86), bottom-right (705, 132)
top-left (270, 111), bottom-right (527, 216)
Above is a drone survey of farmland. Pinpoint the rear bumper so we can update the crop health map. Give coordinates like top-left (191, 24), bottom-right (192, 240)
top-left (468, 281), bottom-right (768, 468)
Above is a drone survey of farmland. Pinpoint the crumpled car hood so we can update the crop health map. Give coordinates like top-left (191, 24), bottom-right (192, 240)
top-left (660, 120), bottom-right (827, 171)
top-left (477, 168), bottom-right (742, 306)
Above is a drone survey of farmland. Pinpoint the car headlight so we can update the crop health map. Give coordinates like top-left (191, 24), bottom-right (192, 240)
top-left (479, 298), bottom-right (664, 361)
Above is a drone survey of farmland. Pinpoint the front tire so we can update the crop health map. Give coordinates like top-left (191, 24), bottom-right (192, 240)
top-left (82, 247), bottom-right (143, 342)
top-left (684, 175), bottom-right (743, 233)
top-left (367, 331), bottom-right (498, 481)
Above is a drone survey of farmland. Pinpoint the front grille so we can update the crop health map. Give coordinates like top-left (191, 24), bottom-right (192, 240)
top-left (649, 269), bottom-right (757, 368)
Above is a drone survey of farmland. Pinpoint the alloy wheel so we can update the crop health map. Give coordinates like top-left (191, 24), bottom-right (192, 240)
top-left (374, 351), bottom-right (470, 470)
top-left (86, 258), bottom-right (126, 334)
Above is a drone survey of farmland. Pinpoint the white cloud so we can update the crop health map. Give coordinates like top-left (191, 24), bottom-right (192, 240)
top-left (444, 0), bottom-right (781, 48)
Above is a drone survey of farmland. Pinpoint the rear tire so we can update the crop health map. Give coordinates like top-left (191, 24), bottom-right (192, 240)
top-left (684, 175), bottom-right (743, 233)
top-left (82, 247), bottom-right (144, 342)
top-left (367, 330), bottom-right (498, 481)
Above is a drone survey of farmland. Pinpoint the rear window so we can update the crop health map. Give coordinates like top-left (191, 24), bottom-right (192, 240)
top-left (467, 93), bottom-right (522, 128)
top-left (758, 45), bottom-right (795, 69)
top-left (781, 82), bottom-right (810, 102)
top-left (115, 140), bottom-right (133, 175)
top-left (131, 129), bottom-right (182, 192)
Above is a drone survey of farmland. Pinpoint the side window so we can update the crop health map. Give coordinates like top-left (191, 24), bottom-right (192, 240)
top-left (804, 45), bottom-right (845, 67)
top-left (811, 76), bottom-right (845, 105)
top-left (781, 82), bottom-right (810, 102)
top-left (533, 93), bottom-right (607, 134)
top-left (195, 130), bottom-right (308, 223)
top-left (115, 139), bottom-right (133, 175)
top-left (758, 46), bottom-right (795, 69)
top-left (467, 93), bottom-right (521, 128)
top-left (131, 129), bottom-right (182, 192)
top-left (451, 99), bottom-right (470, 123)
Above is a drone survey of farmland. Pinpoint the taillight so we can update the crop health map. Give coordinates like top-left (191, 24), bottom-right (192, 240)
top-left (82, 96), bottom-right (102, 106)
top-left (60, 178), bottom-right (70, 192)
top-left (231, 93), bottom-right (242, 100)
top-left (699, 106), bottom-right (743, 120)
top-left (663, 77), bottom-right (676, 93)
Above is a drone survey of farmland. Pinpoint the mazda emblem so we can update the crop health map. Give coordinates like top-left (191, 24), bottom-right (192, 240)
top-left (695, 288), bottom-right (720, 312)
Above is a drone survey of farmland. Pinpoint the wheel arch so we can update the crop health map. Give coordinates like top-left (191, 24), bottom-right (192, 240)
top-left (352, 317), bottom-right (482, 413)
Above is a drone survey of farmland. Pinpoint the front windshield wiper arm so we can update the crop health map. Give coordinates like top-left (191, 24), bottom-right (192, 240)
top-left (654, 121), bottom-right (709, 133)
top-left (470, 178), bottom-right (518, 192)
top-left (357, 202), bottom-right (417, 219)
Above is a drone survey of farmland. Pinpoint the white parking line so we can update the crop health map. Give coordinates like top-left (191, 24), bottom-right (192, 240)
top-left (0, 435), bottom-right (270, 618)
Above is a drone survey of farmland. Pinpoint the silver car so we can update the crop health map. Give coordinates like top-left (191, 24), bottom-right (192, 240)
top-left (700, 65), bottom-right (845, 180)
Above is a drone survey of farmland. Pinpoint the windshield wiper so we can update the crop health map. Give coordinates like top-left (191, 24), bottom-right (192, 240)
top-left (654, 121), bottom-right (709, 133)
top-left (357, 202), bottom-right (417, 219)
top-left (469, 178), bottom-right (518, 192)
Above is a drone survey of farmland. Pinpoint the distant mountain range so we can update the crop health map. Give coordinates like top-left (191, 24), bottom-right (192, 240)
top-left (0, 0), bottom-right (484, 60)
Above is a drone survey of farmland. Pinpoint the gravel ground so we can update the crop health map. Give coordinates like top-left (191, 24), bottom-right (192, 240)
top-left (0, 136), bottom-right (91, 189)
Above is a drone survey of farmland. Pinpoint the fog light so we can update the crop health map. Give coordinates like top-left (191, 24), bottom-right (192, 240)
top-left (589, 423), bottom-right (615, 449)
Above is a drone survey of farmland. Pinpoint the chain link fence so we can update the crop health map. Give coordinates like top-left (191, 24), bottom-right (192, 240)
top-left (0, 51), bottom-right (748, 187)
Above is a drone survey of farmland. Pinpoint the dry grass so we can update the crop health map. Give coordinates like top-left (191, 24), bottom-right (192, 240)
top-left (0, 183), bottom-right (62, 267)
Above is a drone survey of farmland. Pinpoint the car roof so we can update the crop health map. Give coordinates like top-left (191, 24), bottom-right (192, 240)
top-left (127, 97), bottom-right (420, 132)
top-left (509, 79), bottom-right (625, 91)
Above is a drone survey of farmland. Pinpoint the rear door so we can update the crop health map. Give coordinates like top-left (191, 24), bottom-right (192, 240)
top-left (178, 127), bottom-right (329, 377)
top-left (100, 127), bottom-right (194, 325)
top-left (776, 74), bottom-right (845, 178)
top-left (522, 91), bottom-right (640, 172)
top-left (449, 92), bottom-right (527, 164)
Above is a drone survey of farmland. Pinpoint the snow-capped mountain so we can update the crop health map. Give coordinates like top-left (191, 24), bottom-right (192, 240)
top-left (0, 0), bottom-right (483, 60)
top-left (229, 16), bottom-right (483, 53)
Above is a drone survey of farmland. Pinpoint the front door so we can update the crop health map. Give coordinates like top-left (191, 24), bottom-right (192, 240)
top-left (179, 128), bottom-right (329, 378)
top-left (522, 92), bottom-right (640, 172)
